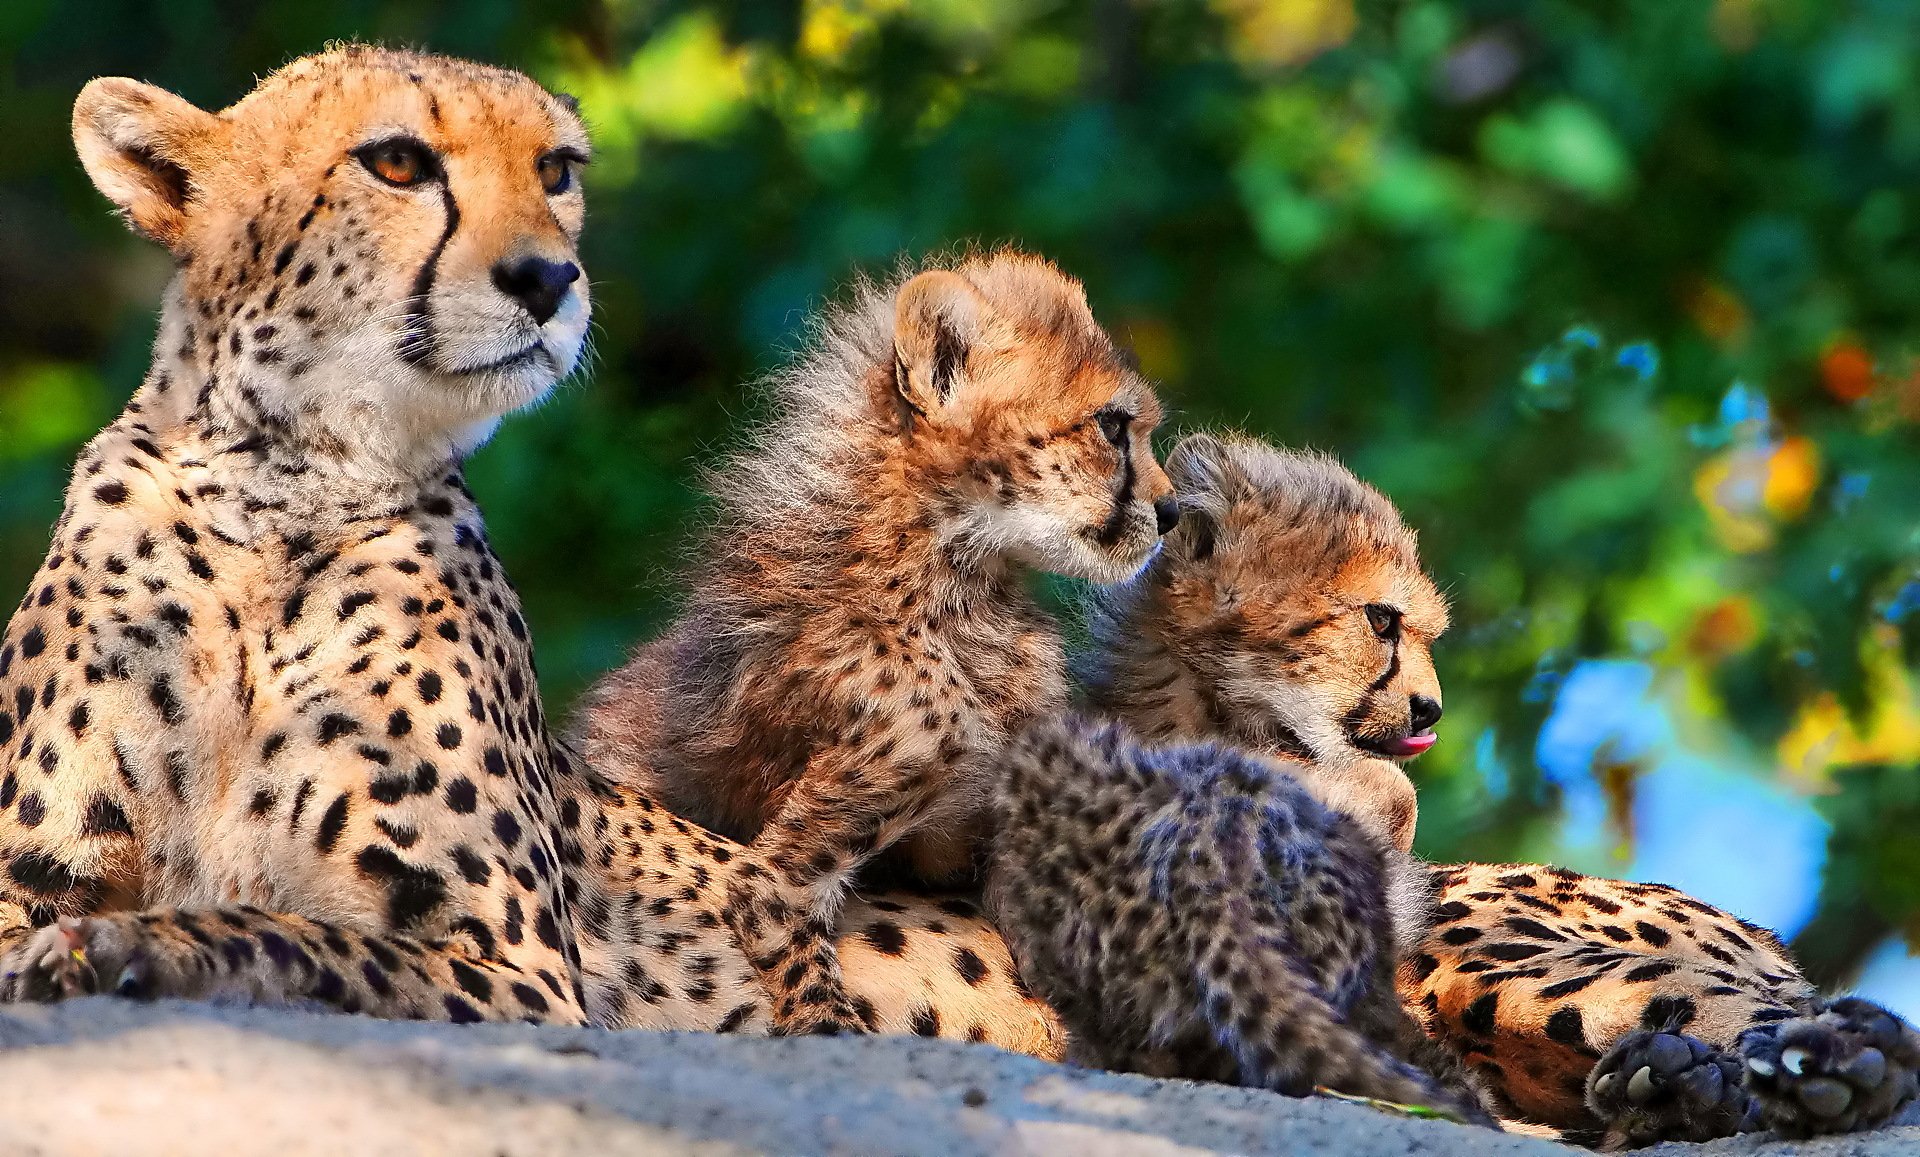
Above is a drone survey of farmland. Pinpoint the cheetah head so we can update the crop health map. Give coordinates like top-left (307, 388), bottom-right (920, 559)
top-left (1099, 432), bottom-right (1450, 767)
top-left (887, 251), bottom-right (1178, 583)
top-left (72, 45), bottom-right (590, 468)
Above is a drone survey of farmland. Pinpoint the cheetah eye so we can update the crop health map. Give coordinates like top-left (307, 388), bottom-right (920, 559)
top-left (1094, 406), bottom-right (1131, 448)
top-left (353, 137), bottom-right (440, 188)
top-left (1365, 604), bottom-right (1402, 640)
top-left (538, 149), bottom-right (586, 196)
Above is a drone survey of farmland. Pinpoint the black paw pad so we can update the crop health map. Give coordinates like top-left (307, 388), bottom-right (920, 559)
top-left (1590, 1030), bottom-right (1754, 1146)
top-left (1741, 1001), bottom-right (1920, 1138)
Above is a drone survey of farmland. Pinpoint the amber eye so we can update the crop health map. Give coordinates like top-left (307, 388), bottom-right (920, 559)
top-left (538, 149), bottom-right (586, 195)
top-left (1365, 604), bottom-right (1402, 640)
top-left (1095, 406), bottom-right (1131, 447)
top-left (353, 138), bottom-right (439, 188)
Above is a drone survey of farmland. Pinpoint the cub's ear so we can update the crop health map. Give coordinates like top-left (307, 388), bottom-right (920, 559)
top-left (1163, 433), bottom-right (1245, 562)
top-left (73, 78), bottom-right (225, 248)
top-left (893, 270), bottom-right (996, 420)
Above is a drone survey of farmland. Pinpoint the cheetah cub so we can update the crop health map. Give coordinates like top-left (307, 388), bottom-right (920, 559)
top-left (580, 250), bottom-right (1178, 1033)
top-left (987, 716), bottom-right (1491, 1125)
top-left (1072, 432), bottom-right (1920, 1145)
top-left (985, 431), bottom-right (1488, 1119)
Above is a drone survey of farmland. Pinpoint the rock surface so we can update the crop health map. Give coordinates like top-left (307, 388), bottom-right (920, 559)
top-left (0, 998), bottom-right (1914, 1155)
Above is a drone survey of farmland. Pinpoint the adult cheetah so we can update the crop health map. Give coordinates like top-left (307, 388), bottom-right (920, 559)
top-left (1079, 431), bottom-right (1920, 1145)
top-left (0, 48), bottom-right (1065, 1055)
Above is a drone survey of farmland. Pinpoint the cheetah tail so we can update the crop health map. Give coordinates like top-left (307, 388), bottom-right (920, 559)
top-left (1190, 913), bottom-right (1494, 1127)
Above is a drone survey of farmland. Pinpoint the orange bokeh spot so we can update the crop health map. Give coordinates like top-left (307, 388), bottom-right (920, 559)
top-left (1685, 280), bottom-right (1749, 347)
top-left (1763, 436), bottom-right (1819, 519)
top-left (1688, 595), bottom-right (1761, 662)
top-left (1820, 340), bottom-right (1876, 403)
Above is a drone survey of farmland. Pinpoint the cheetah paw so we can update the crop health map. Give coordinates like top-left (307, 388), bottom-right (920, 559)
top-left (0, 917), bottom-right (155, 1003)
top-left (1589, 1029), bottom-right (1756, 1146)
top-left (1741, 998), bottom-right (1920, 1138)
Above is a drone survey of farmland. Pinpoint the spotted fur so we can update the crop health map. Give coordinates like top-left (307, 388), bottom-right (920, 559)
top-left (985, 716), bottom-right (1493, 1125)
top-left (578, 251), bottom-right (1176, 1033)
top-left (1083, 432), bottom-right (1920, 1146)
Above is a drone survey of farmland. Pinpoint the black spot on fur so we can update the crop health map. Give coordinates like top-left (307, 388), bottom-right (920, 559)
top-left (909, 1005), bottom-right (941, 1036)
top-left (450, 959), bottom-right (494, 1003)
top-left (444, 777), bottom-right (477, 814)
top-left (863, 920), bottom-right (907, 956)
top-left (81, 795), bottom-right (133, 838)
top-left (317, 713), bottom-right (361, 744)
top-left (1640, 994), bottom-right (1698, 1032)
top-left (1538, 973), bottom-right (1600, 999)
top-left (1545, 1006), bottom-right (1586, 1046)
top-left (355, 845), bottom-right (448, 931)
top-left (1462, 992), bottom-right (1499, 1036)
top-left (952, 947), bottom-right (989, 986)
top-left (315, 793), bottom-right (350, 853)
top-left (9, 851), bottom-right (84, 896)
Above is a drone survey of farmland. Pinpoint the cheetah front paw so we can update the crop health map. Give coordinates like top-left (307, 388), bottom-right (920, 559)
top-left (0, 916), bottom-right (169, 1003)
top-left (1741, 998), bottom-right (1920, 1138)
top-left (1589, 1030), bottom-right (1756, 1146)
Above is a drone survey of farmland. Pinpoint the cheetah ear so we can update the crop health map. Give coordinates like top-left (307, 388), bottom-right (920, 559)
top-left (893, 270), bottom-right (997, 422)
top-left (73, 78), bottom-right (225, 249)
top-left (1163, 433), bottom-right (1244, 563)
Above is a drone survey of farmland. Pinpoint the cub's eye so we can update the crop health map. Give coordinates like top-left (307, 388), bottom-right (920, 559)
top-left (353, 138), bottom-right (439, 188)
top-left (1095, 407), bottom-right (1131, 447)
top-left (1365, 604), bottom-right (1402, 640)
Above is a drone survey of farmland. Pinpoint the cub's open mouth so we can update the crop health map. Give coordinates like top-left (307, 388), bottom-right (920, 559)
top-left (1354, 729), bottom-right (1437, 760)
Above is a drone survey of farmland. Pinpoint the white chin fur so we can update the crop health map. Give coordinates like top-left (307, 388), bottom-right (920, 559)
top-left (962, 503), bottom-right (1159, 582)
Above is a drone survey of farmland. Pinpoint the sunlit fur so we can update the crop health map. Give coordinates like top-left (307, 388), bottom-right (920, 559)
top-left (986, 716), bottom-right (1493, 1126)
top-left (579, 249), bottom-right (1175, 1033)
top-left (1077, 433), bottom-right (1920, 1146)
top-left (76, 45), bottom-right (590, 480)
top-left (1082, 432), bottom-right (1449, 781)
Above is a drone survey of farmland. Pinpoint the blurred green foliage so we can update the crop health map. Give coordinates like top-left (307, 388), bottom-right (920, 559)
top-left (3, 0), bottom-right (1920, 983)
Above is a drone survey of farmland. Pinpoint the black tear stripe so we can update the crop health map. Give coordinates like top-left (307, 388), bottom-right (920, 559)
top-left (1092, 435), bottom-right (1138, 547)
top-left (398, 184), bottom-right (462, 365)
top-left (1365, 647), bottom-right (1401, 695)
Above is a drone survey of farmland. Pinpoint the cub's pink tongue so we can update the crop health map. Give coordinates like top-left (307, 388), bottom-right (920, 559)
top-left (1383, 732), bottom-right (1438, 758)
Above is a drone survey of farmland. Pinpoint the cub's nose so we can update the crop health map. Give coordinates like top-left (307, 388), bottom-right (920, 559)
top-left (492, 256), bottom-right (580, 325)
top-left (1409, 694), bottom-right (1443, 733)
top-left (1153, 495), bottom-right (1182, 536)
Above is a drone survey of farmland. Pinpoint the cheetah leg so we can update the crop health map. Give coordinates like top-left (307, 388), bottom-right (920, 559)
top-left (727, 754), bottom-right (940, 1036)
top-left (1739, 996), bottom-right (1920, 1138)
top-left (0, 906), bottom-right (582, 1024)
top-left (1192, 926), bottom-right (1495, 1127)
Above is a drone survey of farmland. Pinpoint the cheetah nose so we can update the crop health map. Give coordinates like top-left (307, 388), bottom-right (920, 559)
top-left (1153, 495), bottom-right (1181, 536)
top-left (492, 256), bottom-right (580, 325)
top-left (1409, 694), bottom-right (1443, 733)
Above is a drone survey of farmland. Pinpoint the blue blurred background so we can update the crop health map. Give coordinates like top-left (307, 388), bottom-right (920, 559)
top-left (3, 0), bottom-right (1920, 1012)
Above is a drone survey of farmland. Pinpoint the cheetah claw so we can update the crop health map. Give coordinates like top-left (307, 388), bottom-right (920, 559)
top-left (1740, 998), bottom-right (1920, 1138)
top-left (1, 918), bottom-right (103, 1003)
top-left (1589, 1029), bottom-right (1755, 1146)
